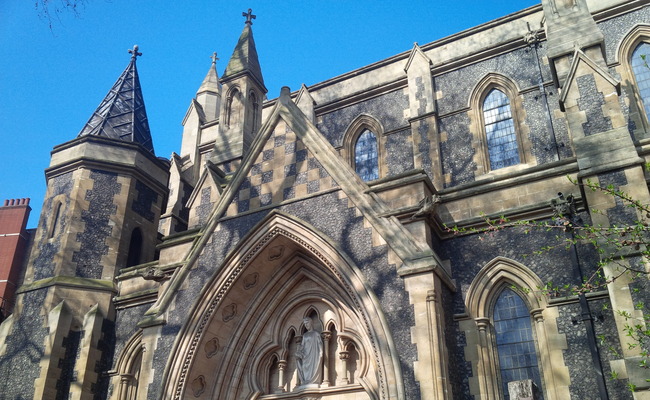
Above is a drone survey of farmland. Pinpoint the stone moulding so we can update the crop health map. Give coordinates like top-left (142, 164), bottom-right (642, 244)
top-left (160, 211), bottom-right (403, 400)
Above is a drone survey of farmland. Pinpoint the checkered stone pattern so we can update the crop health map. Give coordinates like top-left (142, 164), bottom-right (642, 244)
top-left (227, 122), bottom-right (339, 216)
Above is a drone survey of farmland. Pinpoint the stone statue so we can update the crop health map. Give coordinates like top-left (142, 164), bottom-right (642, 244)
top-left (296, 317), bottom-right (323, 388)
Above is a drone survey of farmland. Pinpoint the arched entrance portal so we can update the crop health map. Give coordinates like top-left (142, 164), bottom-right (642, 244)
top-left (161, 213), bottom-right (403, 400)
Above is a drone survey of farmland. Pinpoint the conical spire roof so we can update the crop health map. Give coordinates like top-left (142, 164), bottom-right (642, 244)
top-left (222, 12), bottom-right (266, 92)
top-left (77, 45), bottom-right (154, 153)
top-left (198, 52), bottom-right (220, 94)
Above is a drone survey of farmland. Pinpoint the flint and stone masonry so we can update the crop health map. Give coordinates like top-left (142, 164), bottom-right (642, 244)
top-left (1, 1), bottom-right (650, 399)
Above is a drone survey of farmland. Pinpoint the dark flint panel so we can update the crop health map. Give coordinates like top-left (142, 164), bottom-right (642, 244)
top-left (33, 172), bottom-right (74, 280)
top-left (317, 89), bottom-right (409, 148)
top-left (0, 290), bottom-right (48, 398)
top-left (73, 170), bottom-right (121, 279)
top-left (385, 128), bottom-right (415, 177)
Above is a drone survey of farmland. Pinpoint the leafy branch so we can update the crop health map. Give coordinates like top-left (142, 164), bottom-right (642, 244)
top-left (445, 177), bottom-right (650, 296)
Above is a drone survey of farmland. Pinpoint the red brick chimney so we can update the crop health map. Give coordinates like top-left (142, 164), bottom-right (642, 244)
top-left (0, 198), bottom-right (31, 319)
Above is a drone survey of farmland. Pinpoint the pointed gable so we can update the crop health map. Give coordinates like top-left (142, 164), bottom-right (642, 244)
top-left (559, 48), bottom-right (620, 112)
top-left (77, 47), bottom-right (154, 153)
top-left (222, 24), bottom-right (266, 92)
top-left (225, 118), bottom-right (338, 216)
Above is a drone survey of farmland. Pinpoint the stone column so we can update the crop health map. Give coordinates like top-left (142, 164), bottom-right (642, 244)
top-left (338, 351), bottom-right (350, 385)
top-left (321, 331), bottom-right (332, 387)
top-left (476, 317), bottom-right (498, 400)
top-left (293, 336), bottom-right (302, 389)
top-left (277, 360), bottom-right (287, 393)
top-left (426, 288), bottom-right (452, 400)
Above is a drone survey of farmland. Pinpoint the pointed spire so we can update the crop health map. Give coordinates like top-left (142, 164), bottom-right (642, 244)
top-left (197, 52), bottom-right (220, 95)
top-left (222, 9), bottom-right (266, 93)
top-left (77, 45), bottom-right (154, 153)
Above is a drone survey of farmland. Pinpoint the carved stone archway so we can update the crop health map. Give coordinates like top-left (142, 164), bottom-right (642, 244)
top-left (161, 212), bottom-right (403, 400)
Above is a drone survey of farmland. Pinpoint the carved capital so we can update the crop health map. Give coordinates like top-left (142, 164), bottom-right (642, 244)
top-left (530, 308), bottom-right (545, 323)
top-left (339, 351), bottom-right (350, 361)
top-left (475, 317), bottom-right (490, 332)
top-left (321, 331), bottom-right (332, 341)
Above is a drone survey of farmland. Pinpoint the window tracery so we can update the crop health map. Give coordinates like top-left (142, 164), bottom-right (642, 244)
top-left (631, 42), bottom-right (650, 122)
top-left (469, 74), bottom-right (530, 175)
top-left (462, 257), bottom-right (569, 400)
top-left (616, 25), bottom-right (650, 137)
top-left (494, 288), bottom-right (542, 399)
top-left (483, 89), bottom-right (520, 170)
top-left (354, 129), bottom-right (379, 181)
top-left (342, 114), bottom-right (384, 182)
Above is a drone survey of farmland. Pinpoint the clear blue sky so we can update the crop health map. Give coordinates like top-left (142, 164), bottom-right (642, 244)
top-left (0, 0), bottom-right (538, 228)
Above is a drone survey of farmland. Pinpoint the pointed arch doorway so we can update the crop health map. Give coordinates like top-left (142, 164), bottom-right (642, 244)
top-left (161, 212), bottom-right (403, 400)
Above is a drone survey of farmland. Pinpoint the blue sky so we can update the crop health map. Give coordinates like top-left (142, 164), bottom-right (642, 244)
top-left (0, 0), bottom-right (538, 228)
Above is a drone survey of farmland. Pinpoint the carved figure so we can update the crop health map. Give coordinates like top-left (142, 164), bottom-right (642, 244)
top-left (296, 317), bottom-right (323, 387)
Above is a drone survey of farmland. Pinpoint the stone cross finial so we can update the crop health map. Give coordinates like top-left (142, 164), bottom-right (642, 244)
top-left (211, 52), bottom-right (219, 65)
top-left (242, 8), bottom-right (256, 25)
top-left (128, 45), bottom-right (142, 60)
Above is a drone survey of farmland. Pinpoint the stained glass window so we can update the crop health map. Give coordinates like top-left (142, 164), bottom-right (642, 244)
top-left (483, 89), bottom-right (520, 170)
top-left (632, 42), bottom-right (650, 120)
top-left (494, 288), bottom-right (542, 399)
top-left (355, 129), bottom-right (379, 181)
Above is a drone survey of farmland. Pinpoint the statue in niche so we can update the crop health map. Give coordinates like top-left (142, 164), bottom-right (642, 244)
top-left (295, 316), bottom-right (323, 388)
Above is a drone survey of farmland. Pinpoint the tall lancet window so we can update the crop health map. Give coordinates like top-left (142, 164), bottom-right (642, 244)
top-left (354, 129), bottom-right (379, 181)
top-left (631, 42), bottom-right (650, 120)
top-left (483, 89), bottom-right (519, 170)
top-left (494, 288), bottom-right (542, 399)
top-left (249, 91), bottom-right (259, 131)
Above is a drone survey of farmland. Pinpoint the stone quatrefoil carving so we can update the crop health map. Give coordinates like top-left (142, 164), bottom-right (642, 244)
top-left (243, 272), bottom-right (258, 290)
top-left (191, 375), bottom-right (206, 397)
top-left (268, 245), bottom-right (284, 260)
top-left (222, 303), bottom-right (237, 322)
top-left (204, 337), bottom-right (220, 358)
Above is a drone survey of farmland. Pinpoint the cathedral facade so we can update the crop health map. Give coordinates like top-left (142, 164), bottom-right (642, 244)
top-left (1, 0), bottom-right (650, 399)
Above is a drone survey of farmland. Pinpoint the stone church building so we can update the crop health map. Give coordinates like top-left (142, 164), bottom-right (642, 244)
top-left (1, 0), bottom-right (649, 398)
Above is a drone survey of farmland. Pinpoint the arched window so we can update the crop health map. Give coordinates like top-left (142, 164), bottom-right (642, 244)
top-left (126, 228), bottom-right (143, 268)
top-left (225, 88), bottom-right (241, 128)
top-left (49, 201), bottom-right (63, 239)
top-left (354, 129), bottom-right (379, 181)
top-left (493, 288), bottom-right (542, 399)
top-left (114, 332), bottom-right (144, 400)
top-left (631, 42), bottom-right (650, 121)
top-left (249, 91), bottom-right (260, 132)
top-left (483, 89), bottom-right (520, 170)
top-left (462, 257), bottom-right (570, 400)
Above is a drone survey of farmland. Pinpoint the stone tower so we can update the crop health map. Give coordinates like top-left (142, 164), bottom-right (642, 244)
top-left (0, 46), bottom-right (169, 399)
top-left (210, 8), bottom-right (267, 171)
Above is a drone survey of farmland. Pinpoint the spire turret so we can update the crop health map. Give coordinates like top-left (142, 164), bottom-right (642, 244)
top-left (196, 52), bottom-right (222, 121)
top-left (222, 12), bottom-right (266, 93)
top-left (198, 52), bottom-right (220, 95)
top-left (77, 45), bottom-right (154, 153)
